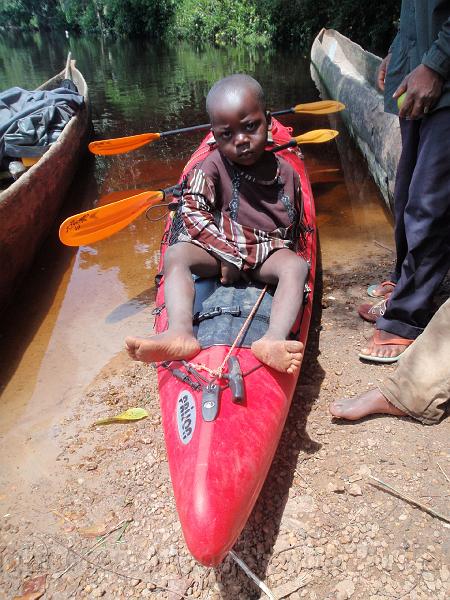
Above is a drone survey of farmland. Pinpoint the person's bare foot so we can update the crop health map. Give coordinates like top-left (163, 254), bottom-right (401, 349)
top-left (125, 332), bottom-right (201, 363)
top-left (251, 337), bottom-right (303, 374)
top-left (329, 388), bottom-right (406, 420)
top-left (359, 329), bottom-right (413, 361)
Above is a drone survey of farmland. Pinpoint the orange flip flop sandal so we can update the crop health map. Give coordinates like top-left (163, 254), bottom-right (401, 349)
top-left (358, 330), bottom-right (413, 363)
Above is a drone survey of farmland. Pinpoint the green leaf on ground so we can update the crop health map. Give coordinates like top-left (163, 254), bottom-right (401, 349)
top-left (93, 407), bottom-right (149, 426)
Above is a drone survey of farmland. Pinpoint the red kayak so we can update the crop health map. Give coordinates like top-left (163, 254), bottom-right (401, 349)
top-left (154, 118), bottom-right (316, 566)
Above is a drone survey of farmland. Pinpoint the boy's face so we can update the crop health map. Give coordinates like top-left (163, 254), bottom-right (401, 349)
top-left (210, 89), bottom-right (269, 166)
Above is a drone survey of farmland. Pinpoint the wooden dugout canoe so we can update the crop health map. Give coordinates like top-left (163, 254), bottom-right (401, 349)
top-left (310, 28), bottom-right (401, 210)
top-left (0, 58), bottom-right (90, 314)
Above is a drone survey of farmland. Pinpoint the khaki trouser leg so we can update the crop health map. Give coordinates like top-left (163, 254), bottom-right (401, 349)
top-left (379, 298), bottom-right (450, 425)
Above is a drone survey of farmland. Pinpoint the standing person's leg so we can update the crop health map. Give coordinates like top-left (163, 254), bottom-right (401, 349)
top-left (368, 119), bottom-right (420, 298)
top-left (126, 242), bottom-right (220, 362)
top-left (330, 298), bottom-right (450, 423)
top-left (361, 108), bottom-right (450, 361)
top-left (380, 298), bottom-right (450, 424)
top-left (391, 119), bottom-right (422, 281)
top-left (251, 249), bottom-right (308, 374)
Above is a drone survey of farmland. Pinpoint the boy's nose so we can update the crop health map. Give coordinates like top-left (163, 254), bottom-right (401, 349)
top-left (235, 132), bottom-right (249, 144)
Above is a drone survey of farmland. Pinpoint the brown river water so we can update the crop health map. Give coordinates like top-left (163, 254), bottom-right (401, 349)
top-left (0, 33), bottom-right (393, 489)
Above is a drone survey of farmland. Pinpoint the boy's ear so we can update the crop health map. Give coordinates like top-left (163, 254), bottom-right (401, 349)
top-left (266, 110), bottom-right (272, 129)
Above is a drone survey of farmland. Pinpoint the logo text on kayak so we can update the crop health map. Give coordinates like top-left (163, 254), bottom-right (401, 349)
top-left (177, 390), bottom-right (196, 444)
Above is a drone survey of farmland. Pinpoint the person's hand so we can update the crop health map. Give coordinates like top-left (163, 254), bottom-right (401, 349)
top-left (377, 53), bottom-right (392, 91)
top-left (220, 261), bottom-right (241, 285)
top-left (394, 64), bottom-right (444, 119)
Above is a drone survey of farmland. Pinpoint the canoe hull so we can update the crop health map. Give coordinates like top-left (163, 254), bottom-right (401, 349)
top-left (0, 61), bottom-right (91, 314)
top-left (156, 120), bottom-right (316, 566)
top-left (310, 28), bottom-right (400, 210)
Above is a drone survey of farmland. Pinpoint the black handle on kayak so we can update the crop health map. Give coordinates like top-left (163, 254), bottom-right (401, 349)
top-left (227, 356), bottom-right (245, 404)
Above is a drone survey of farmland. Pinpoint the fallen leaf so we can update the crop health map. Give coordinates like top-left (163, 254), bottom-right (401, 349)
top-left (78, 522), bottom-right (108, 538)
top-left (13, 574), bottom-right (47, 600)
top-left (93, 407), bottom-right (149, 426)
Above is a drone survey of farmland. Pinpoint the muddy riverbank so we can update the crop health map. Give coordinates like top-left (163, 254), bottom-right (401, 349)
top-left (1, 246), bottom-right (449, 600)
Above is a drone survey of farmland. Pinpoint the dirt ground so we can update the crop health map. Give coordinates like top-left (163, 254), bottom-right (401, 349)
top-left (1, 248), bottom-right (449, 600)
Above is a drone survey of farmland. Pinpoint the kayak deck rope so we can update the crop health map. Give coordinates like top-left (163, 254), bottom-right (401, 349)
top-left (189, 284), bottom-right (268, 380)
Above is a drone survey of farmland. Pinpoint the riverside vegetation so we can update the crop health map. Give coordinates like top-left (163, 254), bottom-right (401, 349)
top-left (1, 0), bottom-right (400, 54)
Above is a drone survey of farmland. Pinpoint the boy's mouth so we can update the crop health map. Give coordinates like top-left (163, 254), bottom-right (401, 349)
top-left (237, 150), bottom-right (254, 160)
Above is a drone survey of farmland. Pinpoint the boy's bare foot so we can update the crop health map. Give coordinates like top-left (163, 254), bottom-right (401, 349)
top-left (251, 337), bottom-right (303, 374)
top-left (125, 332), bottom-right (201, 363)
top-left (329, 388), bottom-right (406, 420)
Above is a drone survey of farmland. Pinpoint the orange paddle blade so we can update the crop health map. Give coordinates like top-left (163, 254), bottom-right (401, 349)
top-left (294, 129), bottom-right (339, 144)
top-left (59, 190), bottom-right (164, 246)
top-left (88, 132), bottom-right (162, 155)
top-left (292, 100), bottom-right (345, 114)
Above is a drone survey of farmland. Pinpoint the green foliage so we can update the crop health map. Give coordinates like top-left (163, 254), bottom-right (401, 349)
top-left (62, 1), bottom-right (97, 33)
top-left (0, 1), bottom-right (32, 28)
top-left (259, 0), bottom-right (400, 55)
top-left (0, 0), bottom-right (401, 55)
top-left (0, 0), bottom-right (66, 30)
top-left (0, 0), bottom-right (175, 36)
top-left (326, 1), bottom-right (401, 54)
top-left (173, 0), bottom-right (272, 46)
top-left (103, 0), bottom-right (175, 36)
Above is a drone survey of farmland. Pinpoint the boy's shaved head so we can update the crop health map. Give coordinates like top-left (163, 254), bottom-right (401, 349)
top-left (206, 74), bottom-right (265, 119)
top-left (205, 74), bottom-right (270, 166)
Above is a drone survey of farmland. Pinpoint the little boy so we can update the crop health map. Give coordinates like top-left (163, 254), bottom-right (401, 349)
top-left (126, 74), bottom-right (308, 374)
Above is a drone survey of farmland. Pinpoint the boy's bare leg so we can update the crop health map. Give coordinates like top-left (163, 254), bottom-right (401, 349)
top-left (126, 242), bottom-right (220, 363)
top-left (251, 249), bottom-right (308, 374)
top-left (329, 389), bottom-right (406, 420)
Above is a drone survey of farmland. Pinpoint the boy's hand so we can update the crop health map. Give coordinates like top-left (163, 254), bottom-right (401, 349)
top-left (377, 53), bottom-right (391, 91)
top-left (220, 261), bottom-right (241, 285)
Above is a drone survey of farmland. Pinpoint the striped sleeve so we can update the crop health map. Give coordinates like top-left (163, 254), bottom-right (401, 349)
top-left (181, 167), bottom-right (242, 268)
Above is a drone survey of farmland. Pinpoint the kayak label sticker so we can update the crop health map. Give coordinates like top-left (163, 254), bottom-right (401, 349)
top-left (177, 390), bottom-right (196, 445)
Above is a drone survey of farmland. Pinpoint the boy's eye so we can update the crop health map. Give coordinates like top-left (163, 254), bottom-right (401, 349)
top-left (220, 131), bottom-right (232, 140)
top-left (245, 122), bottom-right (256, 131)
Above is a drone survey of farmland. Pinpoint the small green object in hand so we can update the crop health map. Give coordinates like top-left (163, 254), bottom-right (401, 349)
top-left (93, 407), bottom-right (149, 426)
top-left (397, 93), bottom-right (406, 110)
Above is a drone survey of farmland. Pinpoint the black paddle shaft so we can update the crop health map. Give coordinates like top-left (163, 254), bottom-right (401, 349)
top-left (159, 108), bottom-right (295, 139)
top-left (160, 138), bottom-right (297, 205)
